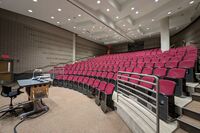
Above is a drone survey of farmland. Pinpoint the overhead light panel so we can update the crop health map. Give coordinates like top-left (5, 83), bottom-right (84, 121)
top-left (68, 18), bottom-right (71, 21)
top-left (189, 1), bottom-right (194, 4)
top-left (131, 7), bottom-right (135, 10)
top-left (51, 16), bottom-right (55, 19)
top-left (155, 0), bottom-right (159, 2)
top-left (97, 0), bottom-right (101, 4)
top-left (33, 0), bottom-right (38, 2)
top-left (57, 22), bottom-right (60, 24)
top-left (73, 26), bottom-right (76, 29)
top-left (78, 14), bottom-right (81, 17)
top-left (136, 11), bottom-right (139, 14)
top-left (168, 11), bottom-right (172, 15)
top-left (152, 19), bottom-right (155, 22)
top-left (106, 8), bottom-right (110, 12)
top-left (116, 16), bottom-right (119, 19)
top-left (58, 8), bottom-right (62, 11)
top-left (28, 10), bottom-right (33, 13)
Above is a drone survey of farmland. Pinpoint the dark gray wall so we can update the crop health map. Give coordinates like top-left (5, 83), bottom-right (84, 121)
top-left (171, 17), bottom-right (200, 48)
top-left (0, 9), bottom-right (106, 73)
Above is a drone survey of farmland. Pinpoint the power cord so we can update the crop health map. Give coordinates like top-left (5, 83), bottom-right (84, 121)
top-left (13, 107), bottom-right (49, 133)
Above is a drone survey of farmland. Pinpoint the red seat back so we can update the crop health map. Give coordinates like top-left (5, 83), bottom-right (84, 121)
top-left (167, 68), bottom-right (186, 79)
top-left (105, 83), bottom-right (115, 95)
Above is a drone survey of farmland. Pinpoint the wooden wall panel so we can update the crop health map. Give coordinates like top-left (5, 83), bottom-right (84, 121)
top-left (0, 9), bottom-right (106, 73)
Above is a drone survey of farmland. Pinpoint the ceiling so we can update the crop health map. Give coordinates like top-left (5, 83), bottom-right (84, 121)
top-left (0, 0), bottom-right (200, 45)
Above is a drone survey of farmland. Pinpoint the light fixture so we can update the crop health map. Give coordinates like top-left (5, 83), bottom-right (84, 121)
top-left (51, 16), bottom-right (54, 19)
top-left (189, 1), bottom-right (194, 4)
top-left (97, 0), bottom-right (101, 4)
top-left (58, 8), bottom-right (62, 11)
top-left (116, 16), bottom-right (119, 19)
top-left (28, 10), bottom-right (33, 13)
top-left (68, 18), bottom-right (71, 21)
top-left (78, 14), bottom-right (81, 17)
top-left (136, 11), bottom-right (139, 14)
top-left (73, 26), bottom-right (76, 29)
top-left (146, 28), bottom-right (150, 30)
top-left (83, 28), bottom-right (86, 31)
top-left (152, 19), bottom-right (155, 22)
top-left (168, 11), bottom-right (172, 15)
top-left (131, 7), bottom-right (135, 10)
top-left (106, 8), bottom-right (110, 12)
top-left (33, 0), bottom-right (38, 2)
top-left (155, 0), bottom-right (159, 2)
top-left (139, 24), bottom-right (142, 27)
top-left (123, 24), bottom-right (126, 27)
top-left (57, 22), bottom-right (60, 24)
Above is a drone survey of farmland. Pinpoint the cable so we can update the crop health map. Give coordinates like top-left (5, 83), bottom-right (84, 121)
top-left (13, 107), bottom-right (49, 133)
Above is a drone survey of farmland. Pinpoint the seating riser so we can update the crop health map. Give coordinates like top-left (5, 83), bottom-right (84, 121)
top-left (178, 120), bottom-right (200, 133)
top-left (182, 108), bottom-right (200, 121)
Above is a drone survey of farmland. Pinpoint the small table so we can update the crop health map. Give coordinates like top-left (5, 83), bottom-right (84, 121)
top-left (17, 78), bottom-right (50, 119)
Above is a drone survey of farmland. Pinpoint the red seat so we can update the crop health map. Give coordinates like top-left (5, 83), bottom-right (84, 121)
top-left (129, 75), bottom-right (140, 84)
top-left (97, 81), bottom-right (107, 91)
top-left (105, 83), bottom-right (115, 95)
top-left (167, 68), bottom-right (186, 79)
top-left (142, 67), bottom-right (153, 75)
top-left (165, 61), bottom-right (179, 68)
top-left (133, 67), bottom-right (142, 73)
top-left (178, 60), bottom-right (195, 69)
top-left (154, 62), bottom-right (165, 68)
top-left (153, 68), bottom-right (167, 77)
top-left (92, 79), bottom-right (100, 88)
top-left (139, 76), bottom-right (155, 89)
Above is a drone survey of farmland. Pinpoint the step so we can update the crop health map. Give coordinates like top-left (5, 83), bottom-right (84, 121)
top-left (183, 101), bottom-right (200, 121)
top-left (177, 115), bottom-right (200, 133)
top-left (173, 128), bottom-right (188, 133)
top-left (192, 93), bottom-right (200, 102)
top-left (195, 87), bottom-right (200, 93)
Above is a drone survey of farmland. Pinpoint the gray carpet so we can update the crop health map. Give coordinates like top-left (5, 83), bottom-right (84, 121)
top-left (0, 87), bottom-right (132, 133)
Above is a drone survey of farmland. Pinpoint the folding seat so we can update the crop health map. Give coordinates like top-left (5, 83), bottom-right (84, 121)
top-left (153, 68), bottom-right (167, 78)
top-left (80, 77), bottom-right (89, 94)
top-left (77, 70), bottom-right (82, 75)
top-left (184, 54), bottom-right (197, 61)
top-left (137, 62), bottom-right (145, 68)
top-left (137, 57), bottom-right (144, 63)
top-left (131, 62), bottom-right (137, 67)
top-left (87, 79), bottom-right (100, 98)
top-left (165, 68), bottom-right (186, 96)
top-left (70, 76), bottom-right (79, 89)
top-left (95, 81), bottom-right (107, 105)
top-left (179, 60), bottom-right (196, 82)
top-left (101, 72), bottom-right (108, 80)
top-left (91, 71), bottom-right (97, 77)
top-left (82, 70), bottom-right (87, 76)
top-left (96, 71), bottom-right (102, 79)
top-left (145, 62), bottom-right (154, 68)
top-left (63, 75), bottom-right (70, 88)
top-left (144, 58), bottom-right (151, 63)
top-left (75, 76), bottom-right (84, 91)
top-left (133, 67), bottom-right (142, 73)
top-left (113, 67), bottom-right (119, 73)
top-left (118, 67), bottom-right (126, 72)
top-left (151, 58), bottom-right (160, 63)
top-left (149, 79), bottom-right (176, 122)
top-left (53, 75), bottom-right (63, 86)
top-left (105, 72), bottom-right (114, 82)
top-left (154, 62), bottom-right (165, 68)
top-left (142, 67), bottom-right (153, 75)
top-left (86, 71), bottom-right (92, 77)
top-left (165, 61), bottom-right (179, 69)
top-left (170, 57), bottom-right (182, 62)
top-left (65, 75), bottom-right (74, 89)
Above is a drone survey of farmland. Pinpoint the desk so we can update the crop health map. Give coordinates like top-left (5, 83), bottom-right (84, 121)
top-left (17, 79), bottom-right (50, 119)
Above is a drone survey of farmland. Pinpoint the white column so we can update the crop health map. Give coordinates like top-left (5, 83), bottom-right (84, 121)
top-left (72, 33), bottom-right (76, 63)
top-left (160, 17), bottom-right (170, 52)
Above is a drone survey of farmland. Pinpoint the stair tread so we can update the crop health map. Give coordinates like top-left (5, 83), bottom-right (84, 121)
top-left (174, 128), bottom-right (188, 133)
top-left (184, 101), bottom-right (200, 113)
top-left (178, 115), bottom-right (200, 129)
top-left (192, 92), bottom-right (200, 96)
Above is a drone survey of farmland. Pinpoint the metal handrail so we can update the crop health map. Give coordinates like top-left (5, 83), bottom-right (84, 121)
top-left (117, 71), bottom-right (160, 133)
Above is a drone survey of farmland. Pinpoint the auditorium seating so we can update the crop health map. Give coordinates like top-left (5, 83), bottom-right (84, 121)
top-left (52, 45), bottom-right (198, 117)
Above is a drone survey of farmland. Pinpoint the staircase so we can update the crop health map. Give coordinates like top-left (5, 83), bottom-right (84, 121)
top-left (174, 87), bottom-right (200, 133)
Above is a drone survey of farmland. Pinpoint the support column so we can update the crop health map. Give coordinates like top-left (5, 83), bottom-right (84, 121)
top-left (160, 17), bottom-right (170, 52)
top-left (72, 33), bottom-right (76, 63)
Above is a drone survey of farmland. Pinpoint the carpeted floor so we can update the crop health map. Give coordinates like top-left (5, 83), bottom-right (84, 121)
top-left (0, 86), bottom-right (132, 133)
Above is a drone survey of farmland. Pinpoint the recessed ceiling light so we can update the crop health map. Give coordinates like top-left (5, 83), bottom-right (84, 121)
top-left (83, 28), bottom-right (86, 31)
top-left (155, 0), bottom-right (159, 2)
top-left (136, 11), bottom-right (139, 14)
top-left (73, 26), bottom-right (76, 29)
top-left (189, 1), bottom-right (194, 4)
top-left (97, 0), bottom-right (101, 4)
top-left (68, 18), bottom-right (71, 21)
top-left (146, 28), bottom-right (150, 30)
top-left (28, 10), bottom-right (33, 13)
top-left (58, 8), bottom-right (62, 11)
top-left (152, 19), bottom-right (155, 21)
top-left (78, 14), bottom-right (81, 17)
top-left (139, 24), bottom-right (142, 27)
top-left (116, 16), bottom-right (119, 19)
top-left (51, 16), bottom-right (54, 19)
top-left (106, 9), bottom-right (110, 12)
top-left (57, 22), bottom-right (60, 24)
top-left (123, 24), bottom-right (126, 27)
top-left (168, 11), bottom-right (172, 15)
top-left (33, 0), bottom-right (38, 2)
top-left (131, 7), bottom-right (135, 10)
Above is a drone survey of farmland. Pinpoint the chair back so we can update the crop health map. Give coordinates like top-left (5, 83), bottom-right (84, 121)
top-left (1, 86), bottom-right (11, 97)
